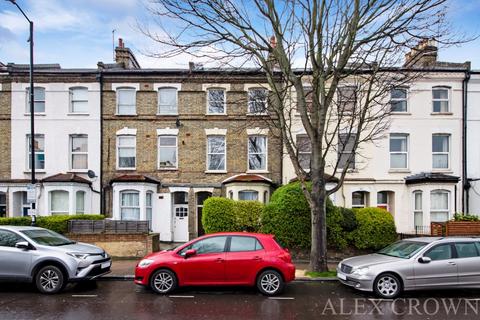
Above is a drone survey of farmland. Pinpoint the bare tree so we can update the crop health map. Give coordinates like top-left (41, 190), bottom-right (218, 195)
top-left (142, 0), bottom-right (461, 271)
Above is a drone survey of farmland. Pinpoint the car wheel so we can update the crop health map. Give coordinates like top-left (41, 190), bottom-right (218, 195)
top-left (35, 265), bottom-right (65, 294)
top-left (257, 270), bottom-right (284, 296)
top-left (374, 273), bottom-right (402, 299)
top-left (150, 269), bottom-right (177, 294)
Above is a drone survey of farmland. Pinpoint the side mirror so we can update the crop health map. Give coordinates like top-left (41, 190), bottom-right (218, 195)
top-left (15, 241), bottom-right (30, 250)
top-left (184, 249), bottom-right (197, 259)
top-left (418, 256), bottom-right (431, 264)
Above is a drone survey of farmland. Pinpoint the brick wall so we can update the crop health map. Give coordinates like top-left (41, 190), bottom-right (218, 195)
top-left (0, 81), bottom-right (11, 180)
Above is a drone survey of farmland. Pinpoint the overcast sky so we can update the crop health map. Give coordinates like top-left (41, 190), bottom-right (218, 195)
top-left (1, 0), bottom-right (479, 69)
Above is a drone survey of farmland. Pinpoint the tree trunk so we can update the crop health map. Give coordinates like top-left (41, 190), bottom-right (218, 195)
top-left (309, 184), bottom-right (328, 272)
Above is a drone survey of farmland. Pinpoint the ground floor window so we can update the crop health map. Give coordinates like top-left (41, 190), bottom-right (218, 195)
top-left (430, 190), bottom-right (449, 222)
top-left (50, 190), bottom-right (69, 215)
top-left (120, 191), bottom-right (140, 220)
top-left (377, 191), bottom-right (389, 211)
top-left (0, 193), bottom-right (5, 217)
top-left (146, 192), bottom-right (153, 230)
top-left (413, 191), bottom-right (423, 231)
top-left (352, 191), bottom-right (368, 208)
top-left (76, 191), bottom-right (85, 214)
top-left (239, 190), bottom-right (259, 201)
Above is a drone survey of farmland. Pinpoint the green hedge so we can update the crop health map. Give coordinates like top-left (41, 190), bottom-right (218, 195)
top-left (349, 207), bottom-right (397, 250)
top-left (234, 201), bottom-right (263, 232)
top-left (454, 213), bottom-right (479, 221)
top-left (202, 198), bottom-right (237, 233)
top-left (0, 214), bottom-right (105, 234)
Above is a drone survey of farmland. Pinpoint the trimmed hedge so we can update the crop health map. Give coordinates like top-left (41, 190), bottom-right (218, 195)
top-left (202, 198), bottom-right (237, 233)
top-left (349, 207), bottom-right (397, 250)
top-left (234, 201), bottom-right (263, 232)
top-left (0, 214), bottom-right (105, 234)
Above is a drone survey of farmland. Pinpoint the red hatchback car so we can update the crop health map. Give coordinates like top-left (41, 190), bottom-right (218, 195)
top-left (134, 232), bottom-right (295, 295)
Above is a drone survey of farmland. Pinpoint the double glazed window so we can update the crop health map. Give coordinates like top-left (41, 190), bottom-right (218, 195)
top-left (432, 134), bottom-right (449, 169)
top-left (120, 191), bottom-right (140, 220)
top-left (390, 134), bottom-right (408, 169)
top-left (69, 87), bottom-right (88, 113)
top-left (207, 89), bottom-right (225, 114)
top-left (27, 87), bottom-right (45, 113)
top-left (248, 136), bottom-right (267, 171)
top-left (432, 87), bottom-right (449, 113)
top-left (117, 136), bottom-right (136, 169)
top-left (248, 88), bottom-right (267, 114)
top-left (390, 88), bottom-right (407, 112)
top-left (238, 190), bottom-right (259, 201)
top-left (338, 133), bottom-right (356, 169)
top-left (158, 88), bottom-right (177, 115)
top-left (430, 190), bottom-right (449, 222)
top-left (76, 191), bottom-right (85, 214)
top-left (50, 190), bottom-right (69, 215)
top-left (352, 191), bottom-right (366, 208)
top-left (297, 135), bottom-right (311, 170)
top-left (117, 87), bottom-right (136, 115)
top-left (207, 136), bottom-right (226, 171)
top-left (27, 134), bottom-right (45, 170)
top-left (158, 136), bottom-right (177, 169)
top-left (70, 135), bottom-right (88, 170)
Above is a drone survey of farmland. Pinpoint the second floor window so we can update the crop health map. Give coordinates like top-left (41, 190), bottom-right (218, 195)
top-left (432, 134), bottom-right (449, 169)
top-left (117, 136), bottom-right (136, 169)
top-left (69, 87), bottom-right (88, 113)
top-left (70, 135), bottom-right (88, 170)
top-left (389, 134), bottom-right (408, 169)
top-left (158, 88), bottom-right (177, 115)
top-left (117, 87), bottom-right (136, 115)
top-left (207, 89), bottom-right (225, 114)
top-left (337, 86), bottom-right (356, 113)
top-left (207, 135), bottom-right (226, 171)
top-left (297, 135), bottom-right (311, 170)
top-left (27, 87), bottom-right (45, 113)
top-left (158, 136), bottom-right (177, 169)
top-left (432, 87), bottom-right (449, 113)
top-left (248, 88), bottom-right (267, 114)
top-left (248, 135), bottom-right (267, 171)
top-left (27, 134), bottom-right (45, 170)
top-left (338, 133), bottom-right (356, 169)
top-left (390, 88), bottom-right (407, 112)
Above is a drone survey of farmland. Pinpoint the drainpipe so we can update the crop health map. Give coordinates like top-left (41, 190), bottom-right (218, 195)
top-left (96, 70), bottom-right (104, 215)
top-left (462, 69), bottom-right (471, 213)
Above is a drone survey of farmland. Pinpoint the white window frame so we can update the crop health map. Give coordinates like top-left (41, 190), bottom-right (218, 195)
top-left (247, 88), bottom-right (268, 114)
top-left (146, 191), bottom-right (153, 230)
top-left (389, 133), bottom-right (409, 169)
top-left (120, 190), bottom-right (140, 220)
top-left (377, 191), bottom-right (389, 211)
top-left (390, 87), bottom-right (408, 113)
top-left (413, 191), bottom-right (423, 230)
top-left (430, 190), bottom-right (450, 222)
top-left (76, 191), bottom-right (85, 214)
top-left (432, 86), bottom-right (450, 113)
top-left (69, 86), bottom-right (89, 114)
top-left (158, 87), bottom-right (178, 115)
top-left (207, 88), bottom-right (226, 115)
top-left (296, 134), bottom-right (311, 171)
top-left (117, 135), bottom-right (136, 170)
top-left (352, 191), bottom-right (368, 208)
top-left (248, 135), bottom-right (268, 172)
top-left (26, 87), bottom-right (45, 113)
top-left (158, 135), bottom-right (178, 170)
top-left (432, 134), bottom-right (450, 170)
top-left (49, 190), bottom-right (69, 215)
top-left (116, 87), bottom-right (137, 115)
top-left (26, 134), bottom-right (45, 171)
top-left (238, 190), bottom-right (259, 201)
top-left (70, 134), bottom-right (88, 171)
top-left (206, 135), bottom-right (226, 172)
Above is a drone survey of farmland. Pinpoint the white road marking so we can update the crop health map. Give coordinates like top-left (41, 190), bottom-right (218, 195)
top-left (268, 297), bottom-right (295, 300)
top-left (72, 295), bottom-right (98, 298)
top-left (368, 299), bottom-right (394, 302)
top-left (169, 295), bottom-right (195, 298)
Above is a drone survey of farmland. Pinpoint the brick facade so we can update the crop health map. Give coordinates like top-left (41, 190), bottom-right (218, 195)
top-left (0, 80), bottom-right (11, 180)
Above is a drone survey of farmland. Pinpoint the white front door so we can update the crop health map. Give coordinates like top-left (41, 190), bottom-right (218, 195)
top-left (173, 205), bottom-right (189, 242)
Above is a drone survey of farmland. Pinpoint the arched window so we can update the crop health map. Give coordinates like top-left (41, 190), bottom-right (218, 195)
top-left (352, 191), bottom-right (369, 208)
top-left (430, 190), bottom-right (449, 222)
top-left (50, 190), bottom-right (69, 215)
top-left (239, 190), bottom-right (259, 201)
top-left (120, 190), bottom-right (140, 220)
top-left (76, 191), bottom-right (85, 214)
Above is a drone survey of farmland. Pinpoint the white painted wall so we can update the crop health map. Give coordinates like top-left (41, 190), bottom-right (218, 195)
top-left (467, 74), bottom-right (480, 215)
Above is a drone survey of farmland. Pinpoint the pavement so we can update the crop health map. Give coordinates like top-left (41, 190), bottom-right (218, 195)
top-left (106, 259), bottom-right (339, 281)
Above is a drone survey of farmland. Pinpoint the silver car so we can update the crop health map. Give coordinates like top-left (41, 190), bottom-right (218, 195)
top-left (0, 226), bottom-right (111, 294)
top-left (337, 237), bottom-right (480, 298)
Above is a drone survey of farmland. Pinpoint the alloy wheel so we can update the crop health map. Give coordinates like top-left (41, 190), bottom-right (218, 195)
top-left (153, 271), bottom-right (174, 293)
top-left (39, 269), bottom-right (60, 292)
top-left (376, 275), bottom-right (399, 297)
top-left (260, 273), bottom-right (281, 294)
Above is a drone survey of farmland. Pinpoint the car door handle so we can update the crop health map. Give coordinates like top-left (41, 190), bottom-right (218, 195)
top-left (253, 256), bottom-right (262, 261)
top-left (215, 258), bottom-right (224, 263)
top-left (448, 261), bottom-right (457, 266)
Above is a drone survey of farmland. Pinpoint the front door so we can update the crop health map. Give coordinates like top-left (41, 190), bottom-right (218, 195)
top-left (173, 205), bottom-right (188, 242)
top-left (414, 243), bottom-right (458, 288)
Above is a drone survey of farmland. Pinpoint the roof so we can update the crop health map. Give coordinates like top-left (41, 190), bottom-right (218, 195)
top-left (222, 174), bottom-right (273, 185)
top-left (404, 172), bottom-right (460, 185)
top-left (110, 174), bottom-right (161, 185)
top-left (42, 173), bottom-right (91, 185)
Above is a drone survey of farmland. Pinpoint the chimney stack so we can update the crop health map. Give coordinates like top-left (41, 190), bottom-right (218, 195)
top-left (404, 38), bottom-right (438, 68)
top-left (115, 38), bottom-right (141, 69)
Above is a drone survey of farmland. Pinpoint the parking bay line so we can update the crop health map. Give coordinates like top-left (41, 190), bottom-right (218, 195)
top-left (268, 297), bottom-right (295, 300)
top-left (72, 295), bottom-right (98, 298)
top-left (169, 295), bottom-right (195, 298)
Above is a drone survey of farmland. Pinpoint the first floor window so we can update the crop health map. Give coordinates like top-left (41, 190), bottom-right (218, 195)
top-left (248, 135), bottom-right (267, 171)
top-left (117, 136), bottom-right (136, 169)
top-left (146, 192), bottom-right (153, 230)
top-left (337, 86), bottom-right (356, 113)
top-left (297, 135), bottom-right (311, 170)
top-left (338, 133), bottom-right (356, 169)
top-left (117, 87), bottom-right (136, 115)
top-left (390, 88), bottom-right (408, 112)
top-left (207, 89), bottom-right (225, 114)
top-left (27, 87), bottom-right (45, 113)
top-left (432, 87), bottom-right (449, 113)
top-left (390, 134), bottom-right (408, 169)
top-left (207, 135), bottom-right (226, 171)
top-left (158, 136), bottom-right (177, 169)
top-left (0, 192), bottom-right (6, 217)
top-left (158, 87), bottom-right (178, 114)
top-left (430, 190), bottom-right (449, 222)
top-left (432, 134), bottom-right (449, 169)
top-left (248, 88), bottom-right (267, 114)
top-left (50, 191), bottom-right (69, 215)
top-left (27, 134), bottom-right (45, 170)
top-left (70, 87), bottom-right (88, 113)
top-left (120, 191), bottom-right (140, 220)
top-left (71, 135), bottom-right (88, 170)
top-left (76, 191), bottom-right (85, 214)
top-left (352, 191), bottom-right (367, 208)
top-left (239, 190), bottom-right (259, 201)
top-left (413, 191), bottom-right (423, 231)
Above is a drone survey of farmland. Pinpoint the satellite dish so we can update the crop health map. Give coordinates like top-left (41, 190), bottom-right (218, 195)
top-left (87, 170), bottom-right (97, 179)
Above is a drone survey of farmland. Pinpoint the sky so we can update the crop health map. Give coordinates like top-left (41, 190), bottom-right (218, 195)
top-left (0, 0), bottom-right (479, 70)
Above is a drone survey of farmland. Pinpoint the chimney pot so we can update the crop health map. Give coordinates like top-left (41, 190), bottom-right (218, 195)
top-left (119, 38), bottom-right (124, 48)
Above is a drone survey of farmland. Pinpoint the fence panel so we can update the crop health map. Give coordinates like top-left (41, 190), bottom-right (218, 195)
top-left (69, 220), bottom-right (149, 234)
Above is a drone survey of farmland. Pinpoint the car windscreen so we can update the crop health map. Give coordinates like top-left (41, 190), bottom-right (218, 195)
top-left (21, 229), bottom-right (76, 246)
top-left (377, 240), bottom-right (427, 259)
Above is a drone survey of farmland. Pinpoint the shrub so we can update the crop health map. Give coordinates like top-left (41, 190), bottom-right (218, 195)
top-left (234, 201), bottom-right (263, 232)
top-left (202, 197), bottom-right (236, 233)
top-left (0, 214), bottom-right (105, 234)
top-left (339, 207), bottom-right (357, 232)
top-left (349, 207), bottom-right (397, 250)
top-left (454, 213), bottom-right (479, 222)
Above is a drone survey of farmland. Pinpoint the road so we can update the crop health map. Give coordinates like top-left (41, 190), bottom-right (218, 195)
top-left (0, 280), bottom-right (480, 320)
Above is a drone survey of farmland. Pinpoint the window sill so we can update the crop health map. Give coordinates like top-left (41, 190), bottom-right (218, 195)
top-left (68, 170), bottom-right (89, 173)
top-left (391, 112), bottom-right (411, 115)
top-left (388, 169), bottom-right (411, 173)
top-left (114, 114), bottom-right (138, 116)
top-left (156, 113), bottom-right (179, 116)
top-left (205, 113), bottom-right (227, 116)
top-left (205, 170), bottom-right (227, 174)
top-left (431, 112), bottom-right (453, 116)
top-left (246, 113), bottom-right (268, 116)
top-left (24, 170), bottom-right (46, 174)
top-left (67, 113), bottom-right (90, 116)
top-left (24, 113), bottom-right (46, 116)
top-left (432, 169), bottom-right (453, 173)
top-left (116, 168), bottom-right (136, 171)
top-left (158, 168), bottom-right (178, 171)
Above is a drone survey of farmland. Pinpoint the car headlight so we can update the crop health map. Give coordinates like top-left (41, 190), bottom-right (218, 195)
top-left (67, 252), bottom-right (90, 260)
top-left (138, 259), bottom-right (154, 268)
top-left (351, 267), bottom-right (370, 276)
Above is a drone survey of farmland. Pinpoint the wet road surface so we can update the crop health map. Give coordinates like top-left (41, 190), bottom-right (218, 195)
top-left (1, 280), bottom-right (480, 320)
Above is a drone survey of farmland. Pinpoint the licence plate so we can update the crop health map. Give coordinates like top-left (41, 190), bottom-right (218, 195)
top-left (337, 273), bottom-right (347, 280)
top-left (101, 261), bottom-right (111, 269)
